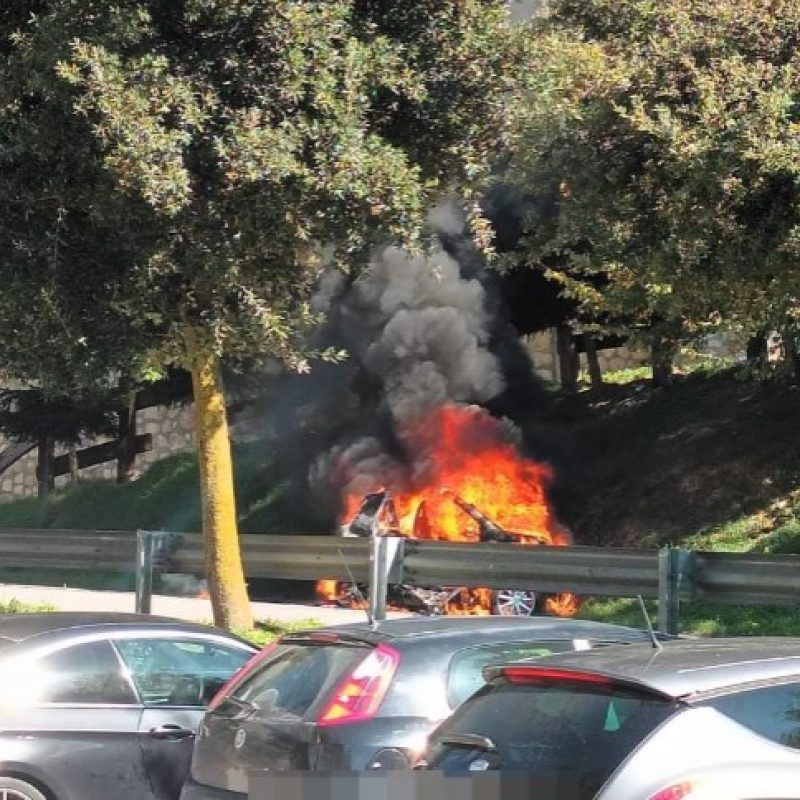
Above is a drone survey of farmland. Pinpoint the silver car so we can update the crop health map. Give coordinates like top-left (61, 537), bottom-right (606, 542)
top-left (423, 638), bottom-right (800, 799)
top-left (641, 762), bottom-right (800, 799)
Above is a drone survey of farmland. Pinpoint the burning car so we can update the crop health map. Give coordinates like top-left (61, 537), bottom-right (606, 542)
top-left (316, 488), bottom-right (579, 617)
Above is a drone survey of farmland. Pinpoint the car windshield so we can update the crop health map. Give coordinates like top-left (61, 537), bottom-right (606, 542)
top-left (427, 680), bottom-right (678, 798)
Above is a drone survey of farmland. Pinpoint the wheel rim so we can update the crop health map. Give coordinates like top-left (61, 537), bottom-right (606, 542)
top-left (0, 790), bottom-right (38, 800)
top-left (494, 589), bottom-right (537, 616)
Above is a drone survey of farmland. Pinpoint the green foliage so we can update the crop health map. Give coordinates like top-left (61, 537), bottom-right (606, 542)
top-left (753, 520), bottom-right (800, 555)
top-left (0, 388), bottom-right (116, 444)
top-left (599, 366), bottom-right (652, 385)
top-left (0, 0), bottom-right (521, 384)
top-left (236, 617), bottom-right (321, 648)
top-left (0, 598), bottom-right (56, 614)
top-left (511, 0), bottom-right (800, 340)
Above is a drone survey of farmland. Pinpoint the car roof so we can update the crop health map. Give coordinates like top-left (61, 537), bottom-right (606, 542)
top-left (501, 637), bottom-right (800, 698)
top-left (0, 612), bottom-right (250, 645)
top-left (298, 615), bottom-right (670, 646)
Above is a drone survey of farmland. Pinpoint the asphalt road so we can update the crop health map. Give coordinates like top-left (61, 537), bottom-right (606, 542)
top-left (0, 582), bottom-right (409, 626)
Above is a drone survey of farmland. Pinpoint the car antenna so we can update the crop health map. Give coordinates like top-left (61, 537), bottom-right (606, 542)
top-left (338, 548), bottom-right (374, 628)
top-left (637, 595), bottom-right (662, 650)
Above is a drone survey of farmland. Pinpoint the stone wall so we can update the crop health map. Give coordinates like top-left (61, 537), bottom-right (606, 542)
top-left (0, 403), bottom-right (196, 501)
top-left (523, 329), bottom-right (650, 383)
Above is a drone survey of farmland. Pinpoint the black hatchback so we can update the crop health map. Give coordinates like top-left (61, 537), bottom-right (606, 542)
top-left (0, 612), bottom-right (256, 800)
top-left (181, 616), bottom-right (674, 798)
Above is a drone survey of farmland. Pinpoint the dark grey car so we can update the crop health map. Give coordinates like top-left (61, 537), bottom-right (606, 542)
top-left (0, 612), bottom-right (256, 800)
top-left (424, 637), bottom-right (800, 800)
top-left (181, 616), bottom-right (675, 799)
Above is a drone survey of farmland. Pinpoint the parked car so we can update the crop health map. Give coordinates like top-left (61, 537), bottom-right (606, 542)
top-left (423, 637), bottom-right (800, 800)
top-left (644, 762), bottom-right (800, 799)
top-left (0, 612), bottom-right (256, 800)
top-left (181, 615), bottom-right (676, 799)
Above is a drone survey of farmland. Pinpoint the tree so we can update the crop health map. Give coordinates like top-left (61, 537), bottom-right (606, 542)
top-left (0, 1), bottom-right (522, 628)
top-left (508, 0), bottom-right (800, 373)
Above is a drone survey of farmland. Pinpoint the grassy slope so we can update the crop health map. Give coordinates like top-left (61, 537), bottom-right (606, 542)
top-left (0, 437), bottom-right (330, 534)
top-left (554, 368), bottom-right (800, 635)
top-left (1, 367), bottom-right (799, 634)
top-left (0, 438), bottom-right (324, 591)
top-left (555, 369), bottom-right (800, 552)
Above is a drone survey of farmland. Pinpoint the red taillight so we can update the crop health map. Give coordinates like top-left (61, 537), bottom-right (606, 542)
top-left (647, 782), bottom-right (698, 800)
top-left (501, 666), bottom-right (613, 686)
top-left (317, 644), bottom-right (400, 727)
top-left (208, 643), bottom-right (278, 711)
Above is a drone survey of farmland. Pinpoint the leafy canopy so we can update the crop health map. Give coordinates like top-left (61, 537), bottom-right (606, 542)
top-left (509, 0), bottom-right (800, 336)
top-left (0, 0), bottom-right (521, 383)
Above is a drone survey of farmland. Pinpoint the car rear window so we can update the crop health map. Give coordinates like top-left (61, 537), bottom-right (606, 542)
top-left (447, 642), bottom-right (576, 708)
top-left (428, 681), bottom-right (677, 798)
top-left (230, 642), bottom-right (364, 719)
top-left (699, 682), bottom-right (800, 750)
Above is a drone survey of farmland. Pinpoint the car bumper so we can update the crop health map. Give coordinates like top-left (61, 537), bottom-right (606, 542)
top-left (180, 776), bottom-right (245, 800)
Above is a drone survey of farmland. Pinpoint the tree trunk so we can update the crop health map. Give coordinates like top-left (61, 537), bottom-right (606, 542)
top-left (36, 437), bottom-right (55, 497)
top-left (783, 331), bottom-right (800, 384)
top-left (746, 331), bottom-right (768, 367)
top-left (117, 379), bottom-right (138, 484)
top-left (185, 331), bottom-right (253, 631)
top-left (556, 324), bottom-right (579, 391)
top-left (67, 443), bottom-right (79, 485)
top-left (584, 334), bottom-right (603, 389)
top-left (651, 334), bottom-right (675, 387)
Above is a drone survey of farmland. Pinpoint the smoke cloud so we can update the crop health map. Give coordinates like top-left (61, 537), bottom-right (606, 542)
top-left (307, 236), bottom-right (515, 510)
top-left (348, 247), bottom-right (504, 422)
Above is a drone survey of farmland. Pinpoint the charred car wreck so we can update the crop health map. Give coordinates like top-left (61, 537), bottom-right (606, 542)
top-left (323, 490), bottom-right (578, 617)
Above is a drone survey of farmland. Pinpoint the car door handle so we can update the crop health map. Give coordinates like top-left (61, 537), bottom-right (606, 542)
top-left (148, 724), bottom-right (196, 741)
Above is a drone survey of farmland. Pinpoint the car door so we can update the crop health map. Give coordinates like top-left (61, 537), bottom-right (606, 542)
top-left (113, 635), bottom-right (254, 800)
top-left (0, 638), bottom-right (148, 800)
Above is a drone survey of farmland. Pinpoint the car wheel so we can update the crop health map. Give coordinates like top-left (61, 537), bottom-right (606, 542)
top-left (0, 777), bottom-right (49, 800)
top-left (493, 589), bottom-right (537, 616)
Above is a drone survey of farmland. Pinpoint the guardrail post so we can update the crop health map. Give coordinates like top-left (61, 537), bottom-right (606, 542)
top-left (368, 535), bottom-right (405, 623)
top-left (658, 547), bottom-right (686, 635)
top-left (135, 529), bottom-right (155, 615)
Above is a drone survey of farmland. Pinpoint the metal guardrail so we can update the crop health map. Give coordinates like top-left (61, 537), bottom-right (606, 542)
top-left (1, 529), bottom-right (799, 634)
top-left (403, 540), bottom-right (661, 596)
top-left (0, 528), bottom-right (138, 570)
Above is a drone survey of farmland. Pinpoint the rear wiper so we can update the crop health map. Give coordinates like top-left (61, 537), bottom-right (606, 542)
top-left (437, 733), bottom-right (497, 752)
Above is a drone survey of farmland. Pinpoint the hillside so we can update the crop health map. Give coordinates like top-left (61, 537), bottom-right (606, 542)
top-left (1, 367), bottom-right (799, 555)
top-left (553, 369), bottom-right (800, 555)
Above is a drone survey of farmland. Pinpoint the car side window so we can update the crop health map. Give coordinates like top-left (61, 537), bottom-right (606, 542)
top-left (702, 682), bottom-right (800, 749)
top-left (36, 640), bottom-right (137, 705)
top-left (115, 638), bottom-right (251, 707)
top-left (446, 641), bottom-right (575, 708)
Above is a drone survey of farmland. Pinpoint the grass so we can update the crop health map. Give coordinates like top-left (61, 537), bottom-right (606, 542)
top-left (0, 437), bottom-right (329, 592)
top-left (235, 617), bottom-right (322, 647)
top-left (0, 598), bottom-right (56, 614)
top-left (0, 437), bottom-right (324, 534)
top-left (579, 597), bottom-right (800, 637)
top-left (600, 366), bottom-right (652, 385)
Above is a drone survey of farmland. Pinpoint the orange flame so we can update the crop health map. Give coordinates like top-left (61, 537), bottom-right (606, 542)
top-left (317, 404), bottom-right (579, 617)
top-left (316, 580), bottom-right (340, 604)
top-left (544, 592), bottom-right (581, 617)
